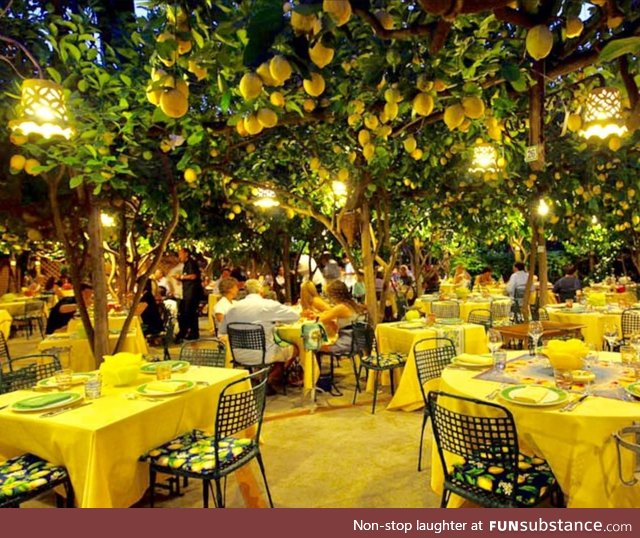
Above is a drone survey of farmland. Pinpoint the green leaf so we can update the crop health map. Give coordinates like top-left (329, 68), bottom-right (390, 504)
top-left (77, 79), bottom-right (89, 92)
top-left (187, 130), bottom-right (205, 146)
top-left (501, 63), bottom-right (521, 82)
top-left (243, 0), bottom-right (285, 67)
top-left (220, 90), bottom-right (232, 113)
top-left (191, 29), bottom-right (205, 49)
top-left (120, 74), bottom-right (132, 87)
top-left (85, 145), bottom-right (98, 158)
top-left (69, 175), bottom-right (83, 189)
top-left (47, 67), bottom-right (62, 84)
top-left (293, 3), bottom-right (321, 15)
top-left (93, 183), bottom-right (102, 195)
top-left (64, 42), bottom-right (81, 61)
top-left (599, 37), bottom-right (640, 63)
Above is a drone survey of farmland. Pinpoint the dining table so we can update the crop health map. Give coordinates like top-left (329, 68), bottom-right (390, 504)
top-left (415, 297), bottom-right (511, 322)
top-left (0, 309), bottom-right (11, 340)
top-left (277, 322), bottom-right (320, 402)
top-left (430, 350), bottom-right (640, 508)
top-left (546, 304), bottom-right (623, 351)
top-left (377, 320), bottom-right (488, 411)
top-left (0, 366), bottom-right (267, 508)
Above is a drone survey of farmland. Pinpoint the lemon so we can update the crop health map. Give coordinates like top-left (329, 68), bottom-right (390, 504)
top-left (375, 10), bottom-right (394, 30)
top-left (410, 148), bottom-right (423, 160)
top-left (338, 168), bottom-right (349, 181)
top-left (348, 151), bottom-right (357, 163)
top-left (565, 16), bottom-right (583, 38)
top-left (526, 25), bottom-right (553, 60)
top-left (232, 204), bottom-right (242, 214)
top-left (184, 168), bottom-right (197, 182)
top-left (24, 158), bottom-right (41, 176)
top-left (412, 93), bottom-right (434, 116)
top-left (209, 148), bottom-right (219, 157)
top-left (416, 75), bottom-right (433, 92)
top-left (347, 113), bottom-right (361, 126)
top-left (270, 91), bottom-right (285, 107)
top-left (151, 68), bottom-right (168, 82)
top-left (323, 0), bottom-right (351, 26)
top-left (383, 101), bottom-right (398, 121)
top-left (236, 119), bottom-right (248, 137)
top-left (444, 103), bottom-right (465, 130)
top-left (160, 88), bottom-right (189, 118)
top-left (364, 114), bottom-right (379, 130)
top-left (309, 40), bottom-right (334, 68)
top-left (377, 125), bottom-right (392, 138)
top-left (256, 62), bottom-right (279, 86)
top-left (609, 136), bottom-right (621, 151)
top-left (146, 81), bottom-right (162, 104)
top-left (403, 136), bottom-right (417, 153)
top-left (10, 134), bottom-right (28, 145)
top-left (462, 96), bottom-right (485, 119)
top-left (567, 113), bottom-right (582, 132)
top-left (303, 72), bottom-right (325, 97)
top-left (291, 11), bottom-right (317, 33)
top-left (497, 157), bottom-right (506, 168)
top-left (269, 55), bottom-right (292, 85)
top-left (433, 79), bottom-right (447, 92)
top-left (178, 39), bottom-right (192, 55)
top-left (358, 129), bottom-right (370, 147)
top-left (244, 114), bottom-right (264, 135)
top-left (10, 154), bottom-right (26, 171)
top-left (227, 212), bottom-right (235, 220)
top-left (310, 157), bottom-right (321, 171)
top-left (246, 143), bottom-right (256, 153)
top-left (303, 99), bottom-right (316, 112)
top-left (239, 73), bottom-right (263, 100)
top-left (318, 167), bottom-right (329, 179)
top-left (169, 77), bottom-right (189, 98)
top-left (257, 108), bottom-right (278, 128)
top-left (363, 143), bottom-right (375, 161)
top-left (384, 88), bottom-right (402, 103)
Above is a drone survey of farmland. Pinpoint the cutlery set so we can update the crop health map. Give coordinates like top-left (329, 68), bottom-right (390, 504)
top-left (40, 402), bottom-right (93, 418)
top-left (558, 394), bottom-right (589, 412)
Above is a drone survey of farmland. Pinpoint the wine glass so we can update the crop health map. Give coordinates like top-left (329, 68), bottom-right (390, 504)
top-left (487, 329), bottom-right (503, 358)
top-left (528, 321), bottom-right (544, 357)
top-left (603, 323), bottom-right (619, 351)
top-left (630, 333), bottom-right (640, 357)
top-left (583, 345), bottom-right (598, 395)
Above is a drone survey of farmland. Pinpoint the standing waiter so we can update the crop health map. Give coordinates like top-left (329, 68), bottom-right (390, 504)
top-left (174, 247), bottom-right (201, 341)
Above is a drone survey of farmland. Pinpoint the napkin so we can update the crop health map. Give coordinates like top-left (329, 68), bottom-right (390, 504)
top-left (17, 393), bottom-right (72, 408)
top-left (454, 354), bottom-right (493, 366)
top-left (510, 386), bottom-right (549, 404)
top-left (145, 381), bottom-right (189, 393)
top-left (545, 339), bottom-right (588, 370)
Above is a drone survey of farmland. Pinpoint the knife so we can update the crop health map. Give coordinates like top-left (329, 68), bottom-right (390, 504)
top-left (40, 402), bottom-right (93, 418)
top-left (559, 394), bottom-right (588, 412)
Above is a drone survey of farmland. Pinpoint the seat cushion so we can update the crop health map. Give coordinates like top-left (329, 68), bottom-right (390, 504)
top-left (0, 453), bottom-right (68, 503)
top-left (140, 430), bottom-right (254, 474)
top-left (451, 453), bottom-right (556, 506)
top-left (362, 352), bottom-right (406, 368)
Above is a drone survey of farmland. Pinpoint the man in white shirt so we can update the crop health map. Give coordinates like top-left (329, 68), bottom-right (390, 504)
top-left (220, 279), bottom-right (300, 366)
top-left (506, 262), bottom-right (529, 299)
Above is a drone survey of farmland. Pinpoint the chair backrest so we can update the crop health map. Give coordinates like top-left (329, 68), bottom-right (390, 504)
top-left (0, 331), bottom-right (11, 371)
top-left (621, 308), bottom-right (640, 339)
top-left (179, 338), bottom-right (226, 368)
top-left (537, 307), bottom-right (549, 321)
top-left (3, 354), bottom-right (61, 391)
top-left (490, 299), bottom-right (512, 321)
top-left (428, 391), bottom-right (519, 504)
top-left (413, 337), bottom-right (456, 404)
top-left (226, 322), bottom-right (267, 367)
top-left (467, 308), bottom-right (492, 328)
top-left (431, 301), bottom-right (460, 319)
top-left (214, 368), bottom-right (269, 466)
top-left (352, 322), bottom-right (374, 357)
top-left (24, 299), bottom-right (45, 315)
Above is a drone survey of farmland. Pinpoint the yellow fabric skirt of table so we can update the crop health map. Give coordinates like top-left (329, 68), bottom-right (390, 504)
top-left (277, 324), bottom-right (319, 391)
top-left (430, 352), bottom-right (640, 508)
top-left (377, 322), bottom-right (488, 412)
top-left (0, 367), bottom-right (266, 508)
top-left (207, 293), bottom-right (221, 333)
top-left (0, 309), bottom-right (11, 340)
top-left (547, 308), bottom-right (622, 351)
top-left (0, 299), bottom-right (29, 317)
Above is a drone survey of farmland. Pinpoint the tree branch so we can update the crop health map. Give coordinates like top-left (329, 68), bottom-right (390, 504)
top-left (0, 35), bottom-right (43, 78)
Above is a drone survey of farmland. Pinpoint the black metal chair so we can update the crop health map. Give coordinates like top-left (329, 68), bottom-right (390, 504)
top-left (140, 368), bottom-right (273, 508)
top-left (0, 453), bottom-right (74, 508)
top-left (490, 299), bottom-right (512, 326)
top-left (0, 332), bottom-right (10, 372)
top-left (431, 301), bottom-right (460, 320)
top-left (226, 322), bottom-right (268, 370)
top-left (428, 391), bottom-right (563, 508)
top-left (12, 299), bottom-right (46, 338)
top-left (621, 308), bottom-right (640, 345)
top-left (352, 324), bottom-right (407, 413)
top-left (0, 354), bottom-right (62, 393)
top-left (512, 286), bottom-right (526, 323)
top-left (413, 337), bottom-right (457, 471)
top-left (467, 309), bottom-right (492, 331)
top-left (179, 338), bottom-right (226, 368)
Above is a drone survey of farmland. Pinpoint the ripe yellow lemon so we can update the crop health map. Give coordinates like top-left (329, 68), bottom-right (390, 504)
top-left (188, 61), bottom-right (208, 81)
top-left (410, 148), bottom-right (423, 160)
top-left (609, 136), bottom-right (621, 151)
top-left (151, 68), bottom-right (168, 82)
top-left (358, 129), bottom-right (370, 147)
top-left (244, 114), bottom-right (264, 135)
top-left (146, 82), bottom-right (162, 105)
top-left (309, 41), bottom-right (334, 68)
top-left (178, 39), bottom-right (192, 55)
top-left (363, 143), bottom-right (375, 161)
top-left (10, 154), bottom-right (26, 171)
top-left (567, 113), bottom-right (582, 132)
top-left (364, 114), bottom-right (379, 130)
top-left (565, 17), bottom-right (583, 38)
top-left (303, 72), bottom-right (325, 97)
top-left (184, 168), bottom-right (197, 183)
top-left (384, 88), bottom-right (402, 103)
top-left (403, 136), bottom-right (417, 153)
top-left (310, 157), bottom-right (321, 171)
top-left (160, 89), bottom-right (189, 118)
top-left (412, 93), bottom-right (434, 116)
top-left (416, 75), bottom-right (433, 92)
top-left (269, 55), bottom-right (292, 85)
top-left (270, 92), bottom-right (285, 107)
top-left (168, 76), bottom-right (189, 98)
top-left (323, 0), bottom-right (351, 26)
top-left (462, 96), bottom-right (485, 119)
top-left (433, 79), bottom-right (447, 92)
top-left (10, 134), bottom-right (28, 145)
top-left (303, 99), bottom-right (316, 112)
top-left (338, 168), bottom-right (349, 181)
top-left (347, 113), bottom-right (361, 126)
top-left (257, 108), bottom-right (278, 128)
top-left (24, 158), bottom-right (41, 176)
top-left (291, 12), bottom-right (317, 33)
top-left (239, 73), bottom-right (263, 100)
top-left (444, 104), bottom-right (465, 130)
top-left (377, 125), bottom-right (392, 138)
top-left (257, 62), bottom-right (279, 86)
top-left (375, 10), bottom-right (394, 30)
top-left (383, 101), bottom-right (398, 121)
top-left (236, 119), bottom-right (249, 137)
top-left (232, 204), bottom-right (242, 214)
top-left (526, 25), bottom-right (553, 60)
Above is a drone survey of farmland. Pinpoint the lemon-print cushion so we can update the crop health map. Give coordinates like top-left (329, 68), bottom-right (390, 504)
top-left (140, 430), bottom-right (253, 473)
top-left (0, 453), bottom-right (68, 503)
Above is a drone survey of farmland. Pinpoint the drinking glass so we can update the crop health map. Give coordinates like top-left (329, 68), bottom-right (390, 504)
top-left (620, 345), bottom-right (637, 366)
top-left (528, 321), bottom-right (544, 357)
top-left (55, 368), bottom-right (73, 391)
top-left (603, 323), bottom-right (619, 351)
top-left (487, 329), bottom-right (503, 357)
top-left (583, 346), bottom-right (598, 395)
top-left (630, 333), bottom-right (640, 357)
top-left (156, 362), bottom-right (172, 381)
top-left (553, 368), bottom-right (573, 390)
top-left (493, 350), bottom-right (507, 372)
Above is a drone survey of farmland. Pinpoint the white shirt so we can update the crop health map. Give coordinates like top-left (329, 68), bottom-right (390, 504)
top-left (213, 296), bottom-right (235, 317)
top-left (167, 263), bottom-right (183, 299)
top-left (506, 270), bottom-right (529, 297)
top-left (220, 293), bottom-right (300, 364)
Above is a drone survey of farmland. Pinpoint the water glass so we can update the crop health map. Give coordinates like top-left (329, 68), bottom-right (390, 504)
top-left (630, 333), bottom-right (640, 356)
top-left (84, 374), bottom-right (102, 399)
top-left (55, 368), bottom-right (73, 391)
top-left (156, 362), bottom-right (172, 380)
top-left (553, 368), bottom-right (573, 390)
top-left (493, 351), bottom-right (507, 372)
top-left (528, 321), bottom-right (544, 357)
top-left (487, 329), bottom-right (503, 356)
top-left (603, 323), bottom-right (618, 351)
top-left (620, 345), bottom-right (637, 366)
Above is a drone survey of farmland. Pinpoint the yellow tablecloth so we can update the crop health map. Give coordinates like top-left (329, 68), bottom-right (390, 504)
top-left (378, 322), bottom-right (488, 411)
top-left (0, 367), bottom-right (257, 508)
top-left (0, 299), bottom-right (28, 317)
top-left (277, 323), bottom-right (319, 394)
top-left (207, 293), bottom-right (221, 333)
top-left (547, 306), bottom-right (622, 351)
top-left (0, 309), bottom-right (11, 340)
top-left (431, 351), bottom-right (640, 508)
top-left (67, 316), bottom-right (148, 357)
top-left (416, 298), bottom-right (510, 322)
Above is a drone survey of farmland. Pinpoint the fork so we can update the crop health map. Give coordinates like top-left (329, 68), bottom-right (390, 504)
top-left (486, 383), bottom-right (506, 400)
top-left (559, 394), bottom-right (588, 412)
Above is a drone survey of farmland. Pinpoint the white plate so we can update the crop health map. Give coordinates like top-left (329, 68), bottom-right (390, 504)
top-left (451, 357), bottom-right (493, 368)
top-left (11, 392), bottom-right (83, 412)
top-left (135, 380), bottom-right (195, 397)
top-left (499, 385), bottom-right (568, 407)
top-left (37, 374), bottom-right (91, 388)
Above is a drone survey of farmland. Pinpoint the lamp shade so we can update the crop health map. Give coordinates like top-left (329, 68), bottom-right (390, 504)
top-left (580, 86), bottom-right (627, 139)
top-left (9, 79), bottom-right (73, 139)
top-left (253, 188), bottom-right (279, 208)
top-left (469, 143), bottom-right (498, 173)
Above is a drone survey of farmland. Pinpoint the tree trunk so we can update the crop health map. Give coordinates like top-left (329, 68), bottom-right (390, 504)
top-left (87, 195), bottom-right (110, 365)
top-left (523, 214), bottom-right (538, 322)
top-left (537, 222), bottom-right (548, 308)
top-left (117, 207), bottom-right (128, 304)
top-left (360, 201), bottom-right (378, 325)
top-left (282, 234), bottom-right (292, 303)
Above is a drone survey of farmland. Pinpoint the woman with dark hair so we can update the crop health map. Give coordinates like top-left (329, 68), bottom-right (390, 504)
top-left (317, 280), bottom-right (365, 354)
top-left (137, 280), bottom-right (164, 336)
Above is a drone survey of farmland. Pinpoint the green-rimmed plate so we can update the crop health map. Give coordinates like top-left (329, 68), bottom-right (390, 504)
top-left (396, 321), bottom-right (427, 330)
top-left (135, 379), bottom-right (195, 397)
top-left (11, 392), bottom-right (83, 412)
top-left (625, 382), bottom-right (640, 399)
top-left (499, 384), bottom-right (568, 407)
top-left (140, 360), bottom-right (190, 374)
top-left (451, 356), bottom-right (493, 368)
top-left (436, 318), bottom-right (463, 325)
top-left (36, 373), bottom-right (91, 389)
